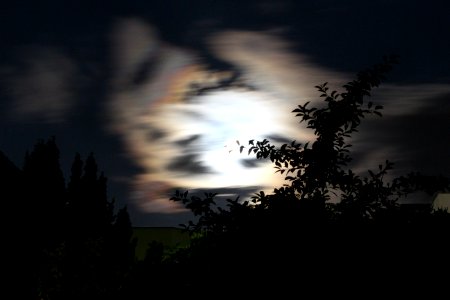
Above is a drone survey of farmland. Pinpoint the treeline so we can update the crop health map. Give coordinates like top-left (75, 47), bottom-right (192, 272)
top-left (3, 138), bottom-right (142, 299)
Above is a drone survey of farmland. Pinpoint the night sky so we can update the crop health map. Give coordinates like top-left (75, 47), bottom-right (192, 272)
top-left (1, 0), bottom-right (449, 226)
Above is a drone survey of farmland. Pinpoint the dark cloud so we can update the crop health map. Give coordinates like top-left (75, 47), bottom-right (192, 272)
top-left (146, 128), bottom-right (167, 141)
top-left (174, 134), bottom-right (201, 147)
top-left (240, 158), bottom-right (265, 169)
top-left (166, 153), bottom-right (213, 175)
top-left (351, 91), bottom-right (450, 178)
top-left (265, 134), bottom-right (293, 144)
top-left (183, 186), bottom-right (262, 206)
top-left (130, 55), bottom-right (160, 86)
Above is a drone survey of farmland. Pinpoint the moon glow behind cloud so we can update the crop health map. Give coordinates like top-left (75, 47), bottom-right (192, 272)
top-left (107, 19), bottom-right (330, 213)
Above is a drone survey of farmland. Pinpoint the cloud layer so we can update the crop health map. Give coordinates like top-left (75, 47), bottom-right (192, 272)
top-left (106, 19), bottom-right (450, 213)
top-left (2, 16), bottom-right (448, 216)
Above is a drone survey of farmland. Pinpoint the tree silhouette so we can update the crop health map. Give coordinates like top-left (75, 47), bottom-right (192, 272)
top-left (170, 56), bottom-right (450, 294)
top-left (17, 137), bottom-right (66, 298)
top-left (66, 152), bottom-right (114, 236)
top-left (22, 137), bottom-right (66, 246)
top-left (58, 151), bottom-right (136, 299)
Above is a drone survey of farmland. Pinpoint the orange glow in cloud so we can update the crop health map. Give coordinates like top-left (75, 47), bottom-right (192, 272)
top-left (107, 19), bottom-right (329, 213)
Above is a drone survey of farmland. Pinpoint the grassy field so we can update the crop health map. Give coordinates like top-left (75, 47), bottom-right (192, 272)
top-left (132, 227), bottom-right (190, 260)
